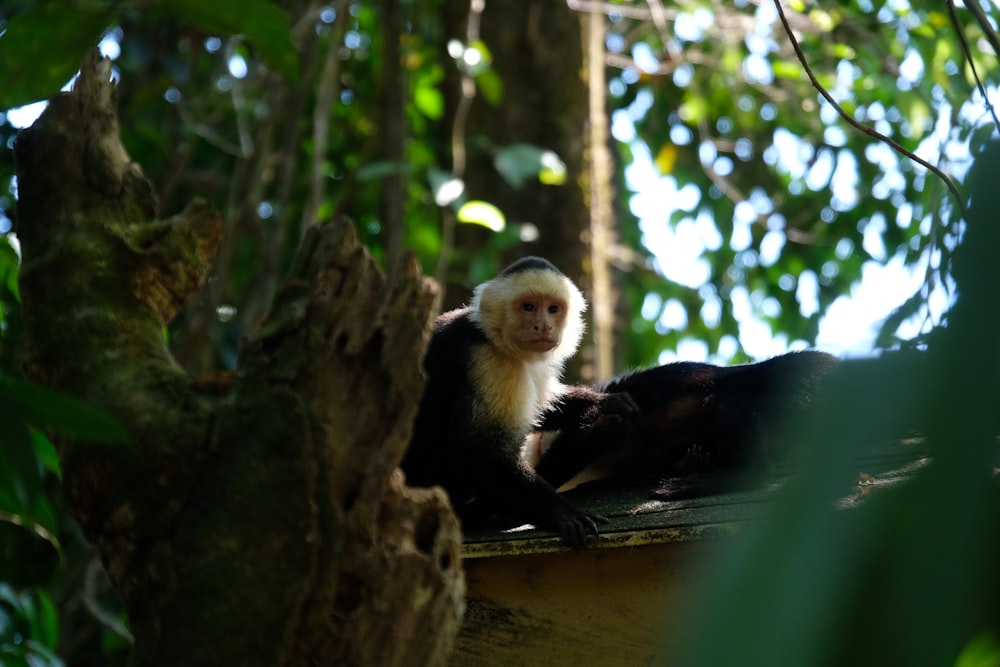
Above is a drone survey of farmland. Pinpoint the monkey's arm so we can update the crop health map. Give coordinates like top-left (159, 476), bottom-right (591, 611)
top-left (450, 413), bottom-right (604, 550)
top-left (533, 386), bottom-right (638, 489)
top-left (538, 385), bottom-right (637, 432)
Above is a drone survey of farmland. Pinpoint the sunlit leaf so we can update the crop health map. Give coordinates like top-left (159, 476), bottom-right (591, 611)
top-left (0, 4), bottom-right (113, 109)
top-left (807, 9), bottom-right (836, 32)
top-left (413, 65), bottom-right (445, 120)
top-left (538, 151), bottom-right (567, 185)
top-left (166, 0), bottom-right (299, 81)
top-left (830, 43), bottom-right (856, 59)
top-left (457, 200), bottom-right (505, 232)
top-left (927, 11), bottom-right (950, 30)
top-left (414, 85), bottom-right (443, 120)
top-left (655, 143), bottom-right (678, 175)
top-left (772, 60), bottom-right (802, 79)
top-left (678, 96), bottom-right (709, 124)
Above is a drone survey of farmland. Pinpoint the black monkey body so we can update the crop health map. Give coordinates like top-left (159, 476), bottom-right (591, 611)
top-left (403, 257), bottom-right (634, 549)
top-left (533, 351), bottom-right (839, 496)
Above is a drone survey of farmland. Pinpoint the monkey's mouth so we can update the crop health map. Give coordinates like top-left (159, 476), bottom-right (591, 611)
top-left (523, 338), bottom-right (558, 352)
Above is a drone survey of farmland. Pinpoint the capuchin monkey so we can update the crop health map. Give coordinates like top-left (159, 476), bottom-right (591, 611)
top-left (532, 351), bottom-right (840, 498)
top-left (402, 257), bottom-right (636, 550)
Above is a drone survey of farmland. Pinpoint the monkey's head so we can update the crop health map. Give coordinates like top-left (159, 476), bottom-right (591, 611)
top-left (470, 257), bottom-right (586, 363)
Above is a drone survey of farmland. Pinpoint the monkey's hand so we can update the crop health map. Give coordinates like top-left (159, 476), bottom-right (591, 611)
top-left (549, 504), bottom-right (608, 552)
top-left (600, 390), bottom-right (640, 416)
top-left (586, 391), bottom-right (639, 434)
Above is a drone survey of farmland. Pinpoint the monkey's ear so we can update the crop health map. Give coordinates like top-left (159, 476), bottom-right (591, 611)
top-left (469, 280), bottom-right (505, 335)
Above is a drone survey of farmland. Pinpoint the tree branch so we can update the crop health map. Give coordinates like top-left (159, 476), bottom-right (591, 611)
top-left (772, 0), bottom-right (967, 218)
top-left (947, 0), bottom-right (1000, 133)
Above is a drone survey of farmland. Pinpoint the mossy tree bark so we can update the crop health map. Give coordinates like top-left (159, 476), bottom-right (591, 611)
top-left (14, 51), bottom-right (464, 666)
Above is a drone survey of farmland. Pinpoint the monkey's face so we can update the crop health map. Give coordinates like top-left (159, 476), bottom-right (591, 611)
top-left (509, 294), bottom-right (567, 354)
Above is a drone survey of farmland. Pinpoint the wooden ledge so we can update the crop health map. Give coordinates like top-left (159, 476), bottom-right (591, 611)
top-left (460, 437), bottom-right (931, 559)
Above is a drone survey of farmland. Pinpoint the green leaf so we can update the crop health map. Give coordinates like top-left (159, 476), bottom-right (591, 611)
top-left (493, 143), bottom-right (565, 189)
top-left (29, 431), bottom-right (61, 480)
top-left (0, 4), bottom-right (113, 109)
top-left (166, 0), bottom-right (299, 81)
top-left (0, 237), bottom-right (20, 303)
top-left (414, 85), bottom-right (444, 120)
top-left (27, 590), bottom-right (59, 652)
top-left (970, 124), bottom-right (997, 158)
top-left (457, 200), bottom-right (505, 232)
top-left (461, 39), bottom-right (493, 77)
top-left (0, 374), bottom-right (128, 443)
top-left (494, 143), bottom-right (545, 189)
top-left (0, 404), bottom-right (59, 547)
top-left (772, 60), bottom-right (802, 80)
top-left (355, 161), bottom-right (411, 182)
top-left (0, 408), bottom-right (38, 517)
top-left (538, 150), bottom-right (567, 185)
top-left (954, 630), bottom-right (1000, 667)
top-left (412, 65), bottom-right (445, 120)
top-left (474, 68), bottom-right (504, 106)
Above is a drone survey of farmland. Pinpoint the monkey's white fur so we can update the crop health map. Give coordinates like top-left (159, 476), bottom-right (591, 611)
top-left (469, 267), bottom-right (586, 365)
top-left (467, 266), bottom-right (587, 431)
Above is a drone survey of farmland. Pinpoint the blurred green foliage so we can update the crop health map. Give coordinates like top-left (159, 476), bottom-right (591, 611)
top-left (610, 0), bottom-right (996, 360)
top-left (679, 142), bottom-right (1000, 667)
top-left (0, 584), bottom-right (63, 667)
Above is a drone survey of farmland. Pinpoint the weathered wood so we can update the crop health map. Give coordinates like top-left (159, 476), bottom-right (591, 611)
top-left (15, 51), bottom-right (464, 667)
top-left (454, 438), bottom-right (932, 665)
top-left (454, 540), bottom-right (713, 667)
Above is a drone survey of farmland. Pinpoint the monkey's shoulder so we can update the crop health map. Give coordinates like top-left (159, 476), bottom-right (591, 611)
top-left (424, 308), bottom-right (483, 369)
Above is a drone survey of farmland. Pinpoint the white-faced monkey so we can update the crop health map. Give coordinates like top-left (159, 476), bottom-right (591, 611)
top-left (402, 257), bottom-right (635, 550)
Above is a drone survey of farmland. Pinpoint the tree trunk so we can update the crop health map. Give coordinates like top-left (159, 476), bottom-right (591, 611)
top-left (443, 0), bottom-right (617, 382)
top-left (14, 51), bottom-right (464, 667)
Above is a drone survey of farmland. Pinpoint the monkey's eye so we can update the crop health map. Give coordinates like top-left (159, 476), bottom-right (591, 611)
top-left (521, 302), bottom-right (536, 312)
top-left (548, 304), bottom-right (561, 314)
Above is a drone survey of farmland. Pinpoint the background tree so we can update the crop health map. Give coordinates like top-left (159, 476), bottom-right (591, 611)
top-left (1, 0), bottom-right (998, 665)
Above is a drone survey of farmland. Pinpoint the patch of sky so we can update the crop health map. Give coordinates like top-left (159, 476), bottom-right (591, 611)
top-left (805, 149), bottom-right (834, 191)
top-left (606, 32), bottom-right (626, 54)
top-left (657, 298), bottom-right (688, 332)
top-left (674, 8), bottom-right (714, 42)
top-left (831, 150), bottom-right (860, 211)
top-left (673, 63), bottom-right (694, 88)
top-left (743, 53), bottom-right (773, 85)
top-left (632, 42), bottom-right (660, 74)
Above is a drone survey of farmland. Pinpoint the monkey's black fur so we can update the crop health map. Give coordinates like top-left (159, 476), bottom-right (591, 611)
top-left (534, 351), bottom-right (839, 497)
top-left (402, 258), bottom-right (635, 550)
